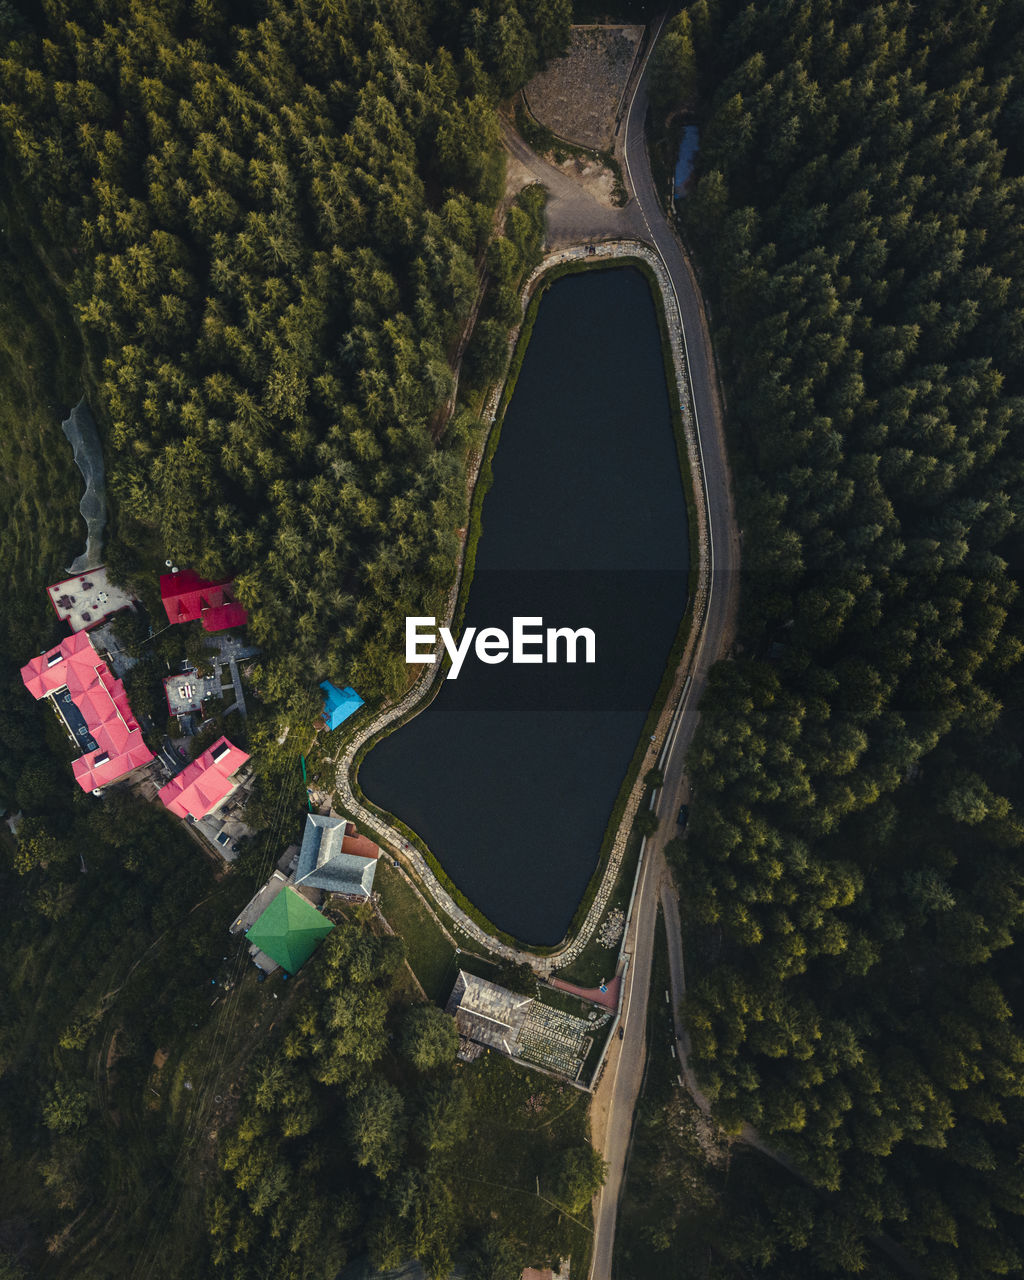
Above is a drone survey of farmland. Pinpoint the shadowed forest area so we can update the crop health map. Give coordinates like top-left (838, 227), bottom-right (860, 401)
top-left (632, 1), bottom-right (1024, 1277)
top-left (0, 3), bottom-right (611, 1278)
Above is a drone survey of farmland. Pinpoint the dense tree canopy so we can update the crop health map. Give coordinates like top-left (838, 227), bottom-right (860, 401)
top-left (658, 0), bottom-right (1024, 1275)
top-left (211, 918), bottom-right (590, 1280)
top-left (0, 0), bottom-right (562, 721)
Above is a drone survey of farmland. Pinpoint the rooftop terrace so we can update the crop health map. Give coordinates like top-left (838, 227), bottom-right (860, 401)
top-left (47, 566), bottom-right (135, 633)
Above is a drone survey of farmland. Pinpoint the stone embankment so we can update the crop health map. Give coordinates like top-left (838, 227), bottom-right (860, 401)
top-left (334, 239), bottom-right (711, 976)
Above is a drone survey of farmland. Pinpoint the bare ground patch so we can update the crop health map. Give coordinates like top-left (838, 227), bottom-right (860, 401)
top-left (524, 25), bottom-right (644, 152)
top-left (552, 153), bottom-right (619, 207)
top-left (504, 149), bottom-right (538, 202)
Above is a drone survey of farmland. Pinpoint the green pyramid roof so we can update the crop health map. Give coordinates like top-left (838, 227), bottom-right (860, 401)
top-left (246, 886), bottom-right (334, 973)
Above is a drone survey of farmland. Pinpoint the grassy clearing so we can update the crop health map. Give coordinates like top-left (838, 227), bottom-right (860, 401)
top-left (456, 949), bottom-right (506, 984)
top-left (446, 1054), bottom-right (595, 1272)
top-left (536, 984), bottom-right (597, 1018)
top-left (558, 822), bottom-right (644, 989)
top-left (373, 859), bottom-right (462, 1003)
top-left (584, 1025), bottom-right (612, 1081)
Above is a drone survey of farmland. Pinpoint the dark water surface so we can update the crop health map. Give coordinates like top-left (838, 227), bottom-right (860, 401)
top-left (674, 125), bottom-right (700, 197)
top-left (359, 268), bottom-right (688, 944)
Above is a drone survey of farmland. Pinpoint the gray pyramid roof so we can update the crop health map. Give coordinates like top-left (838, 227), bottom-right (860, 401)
top-left (294, 812), bottom-right (378, 896)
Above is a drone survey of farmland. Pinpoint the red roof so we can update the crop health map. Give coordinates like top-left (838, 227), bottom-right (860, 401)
top-left (73, 739), bottom-right (155, 791)
top-left (201, 601), bottom-right (248, 632)
top-left (159, 570), bottom-right (248, 630)
top-left (342, 824), bottom-right (379, 861)
top-left (20, 631), bottom-right (154, 791)
top-left (158, 735), bottom-right (250, 820)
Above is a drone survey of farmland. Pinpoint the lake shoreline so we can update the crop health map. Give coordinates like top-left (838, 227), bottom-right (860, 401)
top-left (334, 237), bottom-right (709, 970)
top-left (358, 264), bottom-right (689, 944)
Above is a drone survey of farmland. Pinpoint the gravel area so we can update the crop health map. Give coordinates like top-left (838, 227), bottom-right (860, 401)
top-left (524, 25), bottom-right (644, 151)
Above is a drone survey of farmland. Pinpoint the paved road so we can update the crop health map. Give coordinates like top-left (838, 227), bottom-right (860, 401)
top-left (622, 47), bottom-right (742, 688)
top-left (501, 117), bottom-right (643, 246)
top-left (587, 15), bottom-right (742, 1280)
top-left (588, 840), bottom-right (662, 1280)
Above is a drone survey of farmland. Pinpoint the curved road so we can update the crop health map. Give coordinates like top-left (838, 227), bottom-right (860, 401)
top-left (587, 18), bottom-right (741, 1280)
top-left (587, 24), bottom-right (922, 1280)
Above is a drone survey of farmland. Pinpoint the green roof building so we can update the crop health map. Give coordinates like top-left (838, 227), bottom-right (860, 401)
top-left (246, 886), bottom-right (335, 973)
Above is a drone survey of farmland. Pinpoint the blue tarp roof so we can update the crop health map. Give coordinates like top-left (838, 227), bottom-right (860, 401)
top-left (321, 681), bottom-right (364, 730)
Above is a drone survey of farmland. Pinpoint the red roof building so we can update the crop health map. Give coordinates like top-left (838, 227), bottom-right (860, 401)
top-left (20, 631), bottom-right (154, 791)
top-left (158, 735), bottom-right (250, 821)
top-left (159, 570), bottom-right (248, 632)
top-left (201, 601), bottom-right (248, 631)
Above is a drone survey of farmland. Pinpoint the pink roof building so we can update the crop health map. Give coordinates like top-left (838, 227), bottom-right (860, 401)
top-left (20, 631), bottom-right (154, 791)
top-left (158, 736), bottom-right (250, 821)
top-left (159, 570), bottom-right (248, 632)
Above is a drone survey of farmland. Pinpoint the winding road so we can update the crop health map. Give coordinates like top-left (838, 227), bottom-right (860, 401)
top-left (332, 16), bottom-right (743, 1274)
top-left (583, 18), bottom-right (742, 1280)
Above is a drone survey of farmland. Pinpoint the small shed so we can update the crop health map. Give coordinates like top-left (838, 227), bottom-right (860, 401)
top-left (320, 681), bottom-right (364, 730)
top-left (245, 886), bottom-right (334, 973)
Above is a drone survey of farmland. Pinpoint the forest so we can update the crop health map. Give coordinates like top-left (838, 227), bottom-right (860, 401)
top-left (0, 820), bottom-right (599, 1280)
top-left (0, 0), bottom-right (567, 725)
top-left (0, 1), bottom-right (600, 1277)
top-left (206, 918), bottom-right (602, 1280)
top-left (647, 0), bottom-right (1024, 1276)
top-left (17, 0), bottom-right (1024, 1274)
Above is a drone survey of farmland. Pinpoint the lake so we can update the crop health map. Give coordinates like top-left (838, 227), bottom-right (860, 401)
top-left (358, 267), bottom-right (688, 945)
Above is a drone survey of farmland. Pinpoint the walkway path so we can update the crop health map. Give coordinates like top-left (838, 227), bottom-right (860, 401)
top-left (550, 975), bottom-right (620, 1012)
